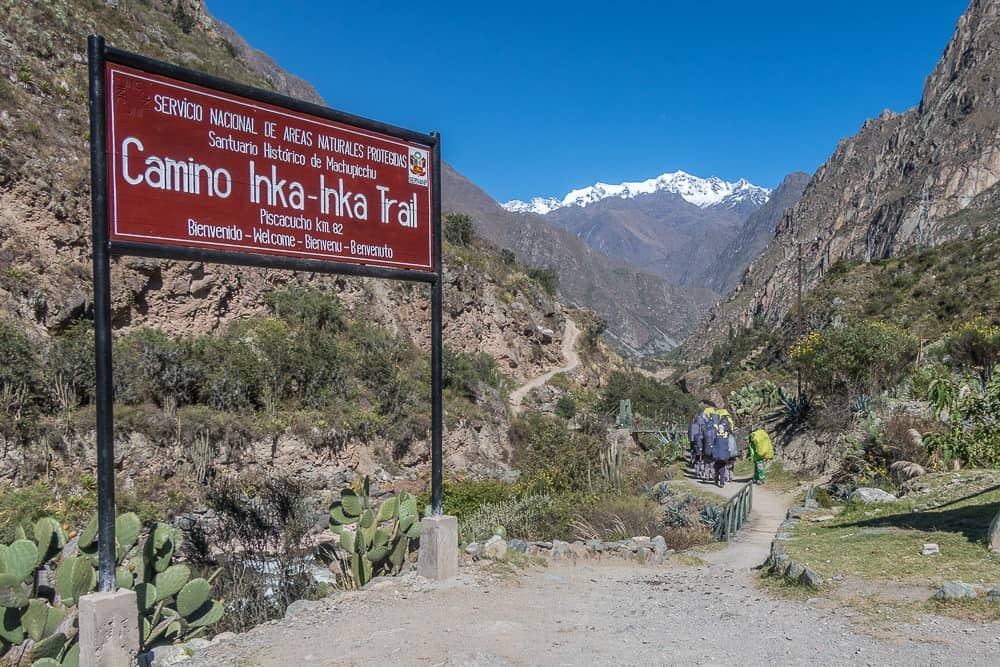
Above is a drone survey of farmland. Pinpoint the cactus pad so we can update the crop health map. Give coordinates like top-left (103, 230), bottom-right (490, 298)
top-left (176, 578), bottom-right (211, 618)
top-left (186, 600), bottom-right (223, 629)
top-left (22, 600), bottom-right (64, 642)
top-left (115, 513), bottom-right (142, 551)
top-left (154, 564), bottom-right (191, 601)
top-left (54, 556), bottom-right (95, 607)
top-left (0, 573), bottom-right (28, 609)
top-left (0, 606), bottom-right (23, 644)
top-left (376, 497), bottom-right (398, 522)
top-left (33, 518), bottom-right (64, 563)
top-left (77, 515), bottom-right (98, 550)
top-left (340, 490), bottom-right (363, 517)
top-left (28, 631), bottom-right (66, 661)
top-left (5, 540), bottom-right (39, 581)
top-left (134, 582), bottom-right (158, 612)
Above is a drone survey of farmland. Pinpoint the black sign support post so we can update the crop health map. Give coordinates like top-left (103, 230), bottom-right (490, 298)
top-left (88, 35), bottom-right (445, 590)
top-left (430, 132), bottom-right (443, 515)
top-left (89, 34), bottom-right (117, 592)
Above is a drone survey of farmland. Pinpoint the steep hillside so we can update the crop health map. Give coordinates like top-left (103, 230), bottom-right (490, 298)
top-left (0, 0), bottom-right (604, 491)
top-left (698, 172), bottom-right (810, 293)
top-left (442, 165), bottom-right (718, 354)
top-left (688, 0), bottom-right (1000, 355)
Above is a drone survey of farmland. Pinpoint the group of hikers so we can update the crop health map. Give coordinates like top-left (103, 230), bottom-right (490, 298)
top-left (686, 406), bottom-right (773, 487)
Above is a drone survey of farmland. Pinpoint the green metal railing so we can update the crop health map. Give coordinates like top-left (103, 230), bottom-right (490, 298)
top-left (714, 481), bottom-right (753, 541)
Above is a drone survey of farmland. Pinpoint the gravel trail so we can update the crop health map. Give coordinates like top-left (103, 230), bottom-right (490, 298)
top-left (187, 473), bottom-right (998, 666)
top-left (188, 560), bottom-right (997, 666)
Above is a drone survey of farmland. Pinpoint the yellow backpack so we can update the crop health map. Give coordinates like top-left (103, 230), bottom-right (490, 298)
top-left (750, 429), bottom-right (774, 460)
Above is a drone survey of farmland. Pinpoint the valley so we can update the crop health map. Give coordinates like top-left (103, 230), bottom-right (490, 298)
top-left (0, 0), bottom-right (998, 665)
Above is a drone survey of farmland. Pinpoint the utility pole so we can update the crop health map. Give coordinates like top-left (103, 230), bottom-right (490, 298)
top-left (797, 239), bottom-right (804, 399)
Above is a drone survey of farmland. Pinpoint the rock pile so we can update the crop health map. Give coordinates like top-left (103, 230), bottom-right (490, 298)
top-left (463, 535), bottom-right (675, 565)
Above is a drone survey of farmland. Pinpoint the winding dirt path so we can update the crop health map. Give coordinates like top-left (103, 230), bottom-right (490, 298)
top-left (508, 317), bottom-right (581, 415)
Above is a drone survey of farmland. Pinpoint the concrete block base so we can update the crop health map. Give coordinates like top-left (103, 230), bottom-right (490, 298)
top-left (80, 589), bottom-right (139, 667)
top-left (418, 515), bottom-right (458, 580)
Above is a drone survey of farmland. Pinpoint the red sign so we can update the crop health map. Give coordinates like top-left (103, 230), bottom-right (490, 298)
top-left (106, 64), bottom-right (434, 271)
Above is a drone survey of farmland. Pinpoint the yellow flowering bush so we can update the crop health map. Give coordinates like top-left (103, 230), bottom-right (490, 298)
top-left (791, 321), bottom-right (918, 399)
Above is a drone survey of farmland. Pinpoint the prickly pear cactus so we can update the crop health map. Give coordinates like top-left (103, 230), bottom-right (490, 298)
top-left (327, 477), bottom-right (422, 588)
top-left (0, 513), bottom-right (223, 658)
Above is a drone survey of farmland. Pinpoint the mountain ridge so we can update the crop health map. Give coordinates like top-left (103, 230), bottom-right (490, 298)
top-left (504, 170), bottom-right (771, 215)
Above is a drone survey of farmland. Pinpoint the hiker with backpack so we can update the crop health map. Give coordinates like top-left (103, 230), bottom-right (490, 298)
top-left (688, 416), bottom-right (703, 477)
top-left (711, 418), bottom-right (735, 487)
top-left (745, 428), bottom-right (774, 484)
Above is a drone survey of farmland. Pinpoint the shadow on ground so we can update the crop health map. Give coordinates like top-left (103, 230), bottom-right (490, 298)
top-left (844, 484), bottom-right (1000, 544)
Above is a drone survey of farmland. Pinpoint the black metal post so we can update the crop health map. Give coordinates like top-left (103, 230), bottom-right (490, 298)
top-left (89, 34), bottom-right (117, 592)
top-left (430, 132), bottom-right (443, 515)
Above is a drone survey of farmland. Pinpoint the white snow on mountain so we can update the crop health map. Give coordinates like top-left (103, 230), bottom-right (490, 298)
top-left (503, 171), bottom-right (771, 214)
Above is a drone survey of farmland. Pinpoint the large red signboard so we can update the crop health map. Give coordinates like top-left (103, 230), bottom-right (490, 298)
top-left (106, 63), bottom-right (434, 271)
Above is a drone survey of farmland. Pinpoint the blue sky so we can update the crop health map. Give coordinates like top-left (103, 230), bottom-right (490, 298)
top-left (205, 1), bottom-right (969, 202)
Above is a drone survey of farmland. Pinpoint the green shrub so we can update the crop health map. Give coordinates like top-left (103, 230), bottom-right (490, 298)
top-left (114, 328), bottom-right (198, 408)
top-left (418, 479), bottom-right (512, 523)
top-left (790, 321), bottom-right (919, 399)
top-left (509, 412), bottom-right (602, 493)
top-left (264, 287), bottom-right (346, 333)
top-left (598, 372), bottom-right (698, 423)
top-left (443, 213), bottom-right (475, 246)
top-left (459, 494), bottom-right (551, 542)
top-left (46, 321), bottom-right (95, 407)
top-left (526, 267), bottom-right (558, 296)
top-left (555, 395), bottom-right (576, 419)
top-left (443, 348), bottom-right (506, 400)
top-left (944, 317), bottom-right (1000, 384)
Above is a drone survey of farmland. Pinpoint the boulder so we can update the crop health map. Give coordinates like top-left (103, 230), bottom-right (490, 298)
top-left (483, 535), bottom-right (508, 560)
top-left (933, 581), bottom-right (977, 600)
top-left (650, 535), bottom-right (667, 553)
top-left (785, 561), bottom-right (805, 581)
top-left (508, 539), bottom-right (528, 554)
top-left (799, 568), bottom-right (823, 587)
top-left (550, 540), bottom-right (572, 559)
top-left (921, 543), bottom-right (940, 556)
top-left (987, 588), bottom-right (1000, 603)
top-left (849, 487), bottom-right (898, 504)
top-left (584, 539), bottom-right (605, 554)
top-left (140, 644), bottom-right (186, 667)
top-left (465, 542), bottom-right (484, 558)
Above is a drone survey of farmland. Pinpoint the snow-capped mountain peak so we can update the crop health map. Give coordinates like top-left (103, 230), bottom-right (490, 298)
top-left (503, 171), bottom-right (770, 214)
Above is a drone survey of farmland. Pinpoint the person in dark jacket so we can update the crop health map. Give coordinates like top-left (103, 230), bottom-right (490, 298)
top-left (711, 420), bottom-right (734, 487)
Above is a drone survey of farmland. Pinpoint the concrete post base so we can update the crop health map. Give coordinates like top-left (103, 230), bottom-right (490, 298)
top-left (418, 515), bottom-right (458, 580)
top-left (80, 589), bottom-right (139, 667)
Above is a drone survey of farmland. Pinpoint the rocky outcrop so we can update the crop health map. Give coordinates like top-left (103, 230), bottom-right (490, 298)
top-left (690, 0), bottom-right (1000, 354)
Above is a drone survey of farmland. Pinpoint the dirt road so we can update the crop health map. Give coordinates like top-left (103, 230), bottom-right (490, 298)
top-left (508, 318), bottom-right (581, 415)
top-left (188, 474), bottom-right (998, 666)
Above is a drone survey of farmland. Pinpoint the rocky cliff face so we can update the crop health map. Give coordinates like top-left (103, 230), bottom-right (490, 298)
top-left (697, 172), bottom-right (810, 294)
top-left (690, 0), bottom-right (1000, 354)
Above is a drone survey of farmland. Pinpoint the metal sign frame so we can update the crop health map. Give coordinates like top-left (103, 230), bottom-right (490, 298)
top-left (89, 35), bottom-right (444, 591)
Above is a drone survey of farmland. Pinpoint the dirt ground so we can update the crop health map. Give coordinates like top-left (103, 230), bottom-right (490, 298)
top-left (187, 481), bottom-right (999, 666)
